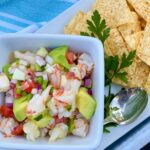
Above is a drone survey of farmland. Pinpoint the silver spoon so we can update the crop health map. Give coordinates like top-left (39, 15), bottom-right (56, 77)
top-left (104, 88), bottom-right (148, 125)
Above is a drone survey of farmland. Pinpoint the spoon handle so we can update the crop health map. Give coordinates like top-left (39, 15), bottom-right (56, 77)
top-left (104, 116), bottom-right (115, 125)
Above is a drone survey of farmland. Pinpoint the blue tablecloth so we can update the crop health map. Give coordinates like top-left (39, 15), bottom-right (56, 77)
top-left (0, 0), bottom-right (78, 33)
top-left (0, 0), bottom-right (150, 150)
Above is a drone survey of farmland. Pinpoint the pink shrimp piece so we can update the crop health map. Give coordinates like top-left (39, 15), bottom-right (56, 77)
top-left (49, 66), bottom-right (61, 89)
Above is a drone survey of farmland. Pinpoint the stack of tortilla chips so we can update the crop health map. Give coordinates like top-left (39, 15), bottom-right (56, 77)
top-left (64, 0), bottom-right (150, 94)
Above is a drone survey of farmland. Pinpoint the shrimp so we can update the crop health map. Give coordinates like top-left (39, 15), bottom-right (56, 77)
top-left (0, 117), bottom-right (18, 136)
top-left (72, 119), bottom-right (89, 137)
top-left (48, 64), bottom-right (61, 89)
top-left (49, 123), bottom-right (68, 142)
top-left (23, 121), bottom-right (40, 141)
top-left (0, 73), bottom-right (10, 92)
top-left (26, 85), bottom-right (51, 116)
top-left (78, 53), bottom-right (94, 74)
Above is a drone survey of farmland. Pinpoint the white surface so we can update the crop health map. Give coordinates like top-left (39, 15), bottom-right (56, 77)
top-left (36, 0), bottom-right (150, 149)
top-left (0, 34), bottom-right (104, 150)
top-left (112, 119), bottom-right (150, 150)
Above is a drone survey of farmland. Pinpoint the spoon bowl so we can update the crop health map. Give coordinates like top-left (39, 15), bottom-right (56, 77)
top-left (104, 88), bottom-right (148, 125)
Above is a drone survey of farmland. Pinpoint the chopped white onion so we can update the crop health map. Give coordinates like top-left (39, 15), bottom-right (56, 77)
top-left (31, 88), bottom-right (38, 95)
top-left (5, 95), bottom-right (14, 103)
top-left (18, 65), bottom-right (26, 72)
top-left (19, 59), bottom-right (28, 66)
top-left (45, 56), bottom-right (53, 65)
top-left (43, 73), bottom-right (48, 80)
top-left (8, 67), bottom-right (16, 74)
top-left (35, 72), bottom-right (43, 77)
top-left (45, 64), bottom-right (54, 74)
top-left (11, 79), bottom-right (17, 84)
top-left (35, 56), bottom-right (46, 67)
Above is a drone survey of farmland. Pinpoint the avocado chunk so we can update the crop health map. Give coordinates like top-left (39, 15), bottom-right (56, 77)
top-left (77, 88), bottom-right (96, 120)
top-left (32, 110), bottom-right (51, 128)
top-left (37, 47), bottom-right (48, 57)
top-left (49, 46), bottom-right (70, 69)
top-left (13, 94), bottom-right (32, 122)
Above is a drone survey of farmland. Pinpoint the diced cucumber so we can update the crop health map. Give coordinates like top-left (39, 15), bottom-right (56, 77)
top-left (42, 80), bottom-right (48, 90)
top-left (35, 76), bottom-right (43, 84)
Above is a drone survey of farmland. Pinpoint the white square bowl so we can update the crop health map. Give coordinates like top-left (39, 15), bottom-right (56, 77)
top-left (0, 34), bottom-right (104, 150)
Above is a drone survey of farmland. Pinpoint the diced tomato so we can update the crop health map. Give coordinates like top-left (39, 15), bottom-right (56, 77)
top-left (13, 88), bottom-right (22, 99)
top-left (21, 81), bottom-right (29, 90)
top-left (49, 116), bottom-right (68, 129)
top-left (21, 80), bottom-right (37, 93)
top-left (66, 72), bottom-right (75, 79)
top-left (54, 116), bottom-right (68, 124)
top-left (12, 124), bottom-right (24, 136)
top-left (0, 105), bottom-right (13, 118)
top-left (66, 51), bottom-right (74, 64)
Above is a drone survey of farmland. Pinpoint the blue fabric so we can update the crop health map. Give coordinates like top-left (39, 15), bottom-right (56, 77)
top-left (0, 0), bottom-right (73, 22)
top-left (0, 0), bottom-right (78, 33)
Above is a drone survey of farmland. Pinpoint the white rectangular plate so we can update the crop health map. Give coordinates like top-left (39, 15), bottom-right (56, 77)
top-left (36, 0), bottom-right (150, 149)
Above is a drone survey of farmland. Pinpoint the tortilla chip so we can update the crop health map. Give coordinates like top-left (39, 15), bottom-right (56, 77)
top-left (124, 31), bottom-right (143, 50)
top-left (137, 23), bottom-right (150, 66)
top-left (128, 58), bottom-right (149, 87)
top-left (92, 0), bottom-right (134, 28)
top-left (74, 11), bottom-right (93, 35)
top-left (105, 28), bottom-right (129, 56)
top-left (64, 11), bottom-right (85, 34)
top-left (127, 1), bottom-right (135, 11)
top-left (139, 18), bottom-right (146, 30)
top-left (104, 41), bottom-right (113, 56)
top-left (127, 0), bottom-right (150, 22)
top-left (113, 57), bottom-right (149, 88)
top-left (118, 12), bottom-right (141, 38)
top-left (144, 72), bottom-right (150, 95)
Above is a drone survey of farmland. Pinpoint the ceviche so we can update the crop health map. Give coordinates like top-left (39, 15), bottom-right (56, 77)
top-left (0, 46), bottom-right (96, 142)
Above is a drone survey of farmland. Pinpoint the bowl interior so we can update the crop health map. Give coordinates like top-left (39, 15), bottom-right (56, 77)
top-left (0, 34), bottom-right (104, 150)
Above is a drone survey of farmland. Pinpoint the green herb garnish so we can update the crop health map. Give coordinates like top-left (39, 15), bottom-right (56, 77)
top-left (80, 10), bottom-right (110, 43)
top-left (80, 10), bottom-right (136, 133)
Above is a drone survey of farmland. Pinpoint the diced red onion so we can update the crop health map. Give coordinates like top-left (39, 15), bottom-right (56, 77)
top-left (7, 89), bottom-right (13, 96)
top-left (88, 89), bottom-right (93, 96)
top-left (84, 79), bottom-right (92, 88)
top-left (10, 83), bottom-right (16, 89)
top-left (5, 103), bottom-right (13, 109)
top-left (37, 84), bottom-right (42, 90)
top-left (35, 56), bottom-right (46, 67)
top-left (5, 95), bottom-right (14, 103)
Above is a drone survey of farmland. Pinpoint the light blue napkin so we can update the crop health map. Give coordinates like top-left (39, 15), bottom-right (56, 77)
top-left (0, 0), bottom-right (78, 33)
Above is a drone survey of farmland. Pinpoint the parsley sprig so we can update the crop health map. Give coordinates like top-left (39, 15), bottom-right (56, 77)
top-left (80, 10), bottom-right (110, 43)
top-left (80, 10), bottom-right (136, 132)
